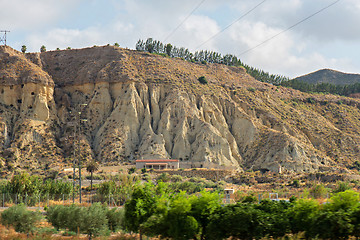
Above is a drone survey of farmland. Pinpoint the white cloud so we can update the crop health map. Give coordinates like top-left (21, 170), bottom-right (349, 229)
top-left (0, 0), bottom-right (81, 31)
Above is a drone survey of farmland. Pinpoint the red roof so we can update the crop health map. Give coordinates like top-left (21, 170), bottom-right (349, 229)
top-left (145, 163), bottom-right (167, 165)
top-left (136, 159), bottom-right (179, 162)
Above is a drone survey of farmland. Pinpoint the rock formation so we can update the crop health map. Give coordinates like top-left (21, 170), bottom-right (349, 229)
top-left (0, 45), bottom-right (359, 173)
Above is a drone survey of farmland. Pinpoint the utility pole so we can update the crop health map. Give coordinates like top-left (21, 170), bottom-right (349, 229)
top-left (67, 115), bottom-right (77, 203)
top-left (72, 130), bottom-right (76, 203)
top-left (78, 104), bottom-right (87, 204)
top-left (0, 30), bottom-right (10, 46)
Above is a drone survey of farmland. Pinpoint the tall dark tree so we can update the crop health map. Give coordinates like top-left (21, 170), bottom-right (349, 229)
top-left (165, 43), bottom-right (172, 56)
top-left (86, 161), bottom-right (99, 190)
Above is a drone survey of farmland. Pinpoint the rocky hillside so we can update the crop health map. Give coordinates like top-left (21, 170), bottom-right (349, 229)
top-left (294, 69), bottom-right (360, 85)
top-left (0, 45), bottom-right (359, 174)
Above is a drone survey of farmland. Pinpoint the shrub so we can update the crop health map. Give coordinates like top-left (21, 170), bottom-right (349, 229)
top-left (247, 87), bottom-right (256, 92)
top-left (1, 204), bottom-right (41, 233)
top-left (46, 203), bottom-right (109, 238)
top-left (106, 207), bottom-right (125, 232)
top-left (170, 175), bottom-right (183, 182)
top-left (157, 173), bottom-right (170, 183)
top-left (40, 45), bottom-right (46, 52)
top-left (291, 179), bottom-right (300, 188)
top-left (306, 97), bottom-right (315, 104)
top-left (198, 76), bottom-right (208, 84)
top-left (128, 167), bottom-right (136, 174)
top-left (310, 184), bottom-right (328, 199)
top-left (333, 181), bottom-right (351, 193)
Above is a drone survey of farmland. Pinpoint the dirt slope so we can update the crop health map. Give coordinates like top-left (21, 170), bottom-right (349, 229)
top-left (0, 45), bottom-right (359, 174)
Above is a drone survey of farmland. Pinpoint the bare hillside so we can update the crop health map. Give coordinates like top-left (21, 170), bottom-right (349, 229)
top-left (0, 45), bottom-right (359, 174)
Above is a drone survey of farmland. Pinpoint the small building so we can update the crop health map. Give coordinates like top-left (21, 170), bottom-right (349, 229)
top-left (223, 189), bottom-right (235, 204)
top-left (135, 159), bottom-right (180, 170)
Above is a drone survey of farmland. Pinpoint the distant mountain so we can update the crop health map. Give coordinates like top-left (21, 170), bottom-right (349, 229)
top-left (294, 69), bottom-right (360, 85)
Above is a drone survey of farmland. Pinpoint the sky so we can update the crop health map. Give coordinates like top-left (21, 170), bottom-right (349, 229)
top-left (1, 0), bottom-right (359, 78)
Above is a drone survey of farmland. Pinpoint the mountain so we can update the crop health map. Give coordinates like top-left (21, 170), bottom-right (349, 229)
top-left (294, 69), bottom-right (360, 85)
top-left (0, 45), bottom-right (360, 174)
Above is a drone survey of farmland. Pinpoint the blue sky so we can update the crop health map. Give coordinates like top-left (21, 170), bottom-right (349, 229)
top-left (1, 0), bottom-right (359, 78)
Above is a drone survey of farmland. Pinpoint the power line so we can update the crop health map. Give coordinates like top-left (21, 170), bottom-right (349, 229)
top-left (195, 0), bottom-right (267, 50)
top-left (163, 0), bottom-right (206, 42)
top-left (239, 0), bottom-right (341, 56)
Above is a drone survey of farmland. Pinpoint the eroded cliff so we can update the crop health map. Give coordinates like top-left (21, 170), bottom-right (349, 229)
top-left (0, 45), bottom-right (359, 173)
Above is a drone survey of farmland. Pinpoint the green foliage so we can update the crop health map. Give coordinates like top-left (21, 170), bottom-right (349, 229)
top-left (97, 180), bottom-right (117, 195)
top-left (135, 38), bottom-right (289, 84)
top-left (198, 76), bottom-right (208, 84)
top-left (291, 179), bottom-right (300, 188)
top-left (281, 79), bottom-right (360, 97)
top-left (21, 45), bottom-right (27, 53)
top-left (124, 182), bottom-right (170, 237)
top-left (190, 190), bottom-right (221, 239)
top-left (40, 45), bottom-right (46, 52)
top-left (326, 190), bottom-right (360, 212)
top-left (106, 207), bottom-right (125, 232)
top-left (128, 167), bottom-right (136, 174)
top-left (164, 192), bottom-right (198, 240)
top-left (247, 87), bottom-right (256, 92)
top-left (311, 208), bottom-right (353, 239)
top-left (306, 97), bottom-right (316, 104)
top-left (310, 183), bottom-right (328, 199)
top-left (46, 203), bottom-right (111, 238)
top-left (207, 203), bottom-right (266, 240)
top-left (169, 181), bottom-right (204, 193)
top-left (170, 174), bottom-right (183, 182)
top-left (241, 195), bottom-right (257, 203)
top-left (165, 43), bottom-right (172, 56)
top-left (114, 42), bottom-right (120, 47)
top-left (288, 199), bottom-right (319, 236)
top-left (1, 204), bottom-right (41, 233)
top-left (157, 172), bottom-right (170, 183)
top-left (333, 181), bottom-right (351, 193)
top-left (352, 161), bottom-right (360, 171)
top-left (6, 172), bottom-right (42, 195)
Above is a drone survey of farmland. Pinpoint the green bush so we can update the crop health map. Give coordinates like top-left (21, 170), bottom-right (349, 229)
top-left (106, 207), bottom-right (125, 232)
top-left (170, 175), bottom-right (183, 183)
top-left (333, 181), bottom-right (351, 193)
top-left (157, 173), bottom-right (170, 183)
top-left (310, 184), bottom-right (328, 199)
top-left (198, 76), bottom-right (208, 84)
top-left (47, 203), bottom-right (110, 238)
top-left (1, 204), bottom-right (41, 233)
top-left (128, 167), bottom-right (136, 174)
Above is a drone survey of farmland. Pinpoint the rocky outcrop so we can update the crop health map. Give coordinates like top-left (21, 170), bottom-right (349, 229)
top-left (0, 45), bottom-right (359, 173)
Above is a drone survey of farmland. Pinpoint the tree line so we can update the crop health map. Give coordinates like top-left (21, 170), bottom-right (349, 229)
top-left (136, 38), bottom-right (360, 97)
top-left (124, 183), bottom-right (360, 240)
top-left (2, 180), bottom-right (360, 239)
top-left (135, 38), bottom-right (289, 85)
top-left (280, 79), bottom-right (360, 97)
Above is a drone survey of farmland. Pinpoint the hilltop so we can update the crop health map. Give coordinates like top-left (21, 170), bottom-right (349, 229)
top-left (294, 69), bottom-right (360, 85)
top-left (0, 45), bottom-right (360, 175)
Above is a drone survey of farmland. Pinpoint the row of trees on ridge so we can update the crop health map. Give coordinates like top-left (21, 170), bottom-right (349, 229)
top-left (135, 38), bottom-right (289, 85)
top-left (136, 38), bottom-right (360, 96)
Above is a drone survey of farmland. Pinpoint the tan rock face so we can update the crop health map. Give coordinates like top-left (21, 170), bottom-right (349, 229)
top-left (0, 45), bottom-right (359, 172)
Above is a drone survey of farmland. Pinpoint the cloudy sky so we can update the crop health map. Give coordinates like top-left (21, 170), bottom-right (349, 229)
top-left (1, 0), bottom-right (359, 78)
